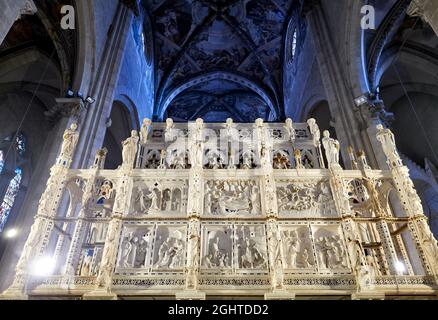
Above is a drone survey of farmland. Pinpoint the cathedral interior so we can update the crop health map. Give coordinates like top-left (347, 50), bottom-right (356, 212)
top-left (0, 0), bottom-right (438, 300)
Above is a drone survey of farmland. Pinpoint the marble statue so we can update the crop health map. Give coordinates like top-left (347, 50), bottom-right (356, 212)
top-left (376, 124), bottom-right (402, 168)
top-left (122, 130), bottom-right (139, 169)
top-left (60, 123), bottom-right (79, 160)
top-left (322, 130), bottom-right (341, 169)
top-left (284, 118), bottom-right (295, 142)
top-left (307, 118), bottom-right (321, 147)
top-left (140, 118), bottom-right (152, 145)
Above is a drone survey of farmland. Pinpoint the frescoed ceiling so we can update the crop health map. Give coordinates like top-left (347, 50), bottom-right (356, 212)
top-left (143, 0), bottom-right (300, 122)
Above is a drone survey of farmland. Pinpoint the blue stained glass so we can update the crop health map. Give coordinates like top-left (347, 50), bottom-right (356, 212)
top-left (0, 168), bottom-right (22, 232)
top-left (16, 134), bottom-right (26, 156)
top-left (0, 150), bottom-right (4, 174)
top-left (291, 29), bottom-right (297, 58)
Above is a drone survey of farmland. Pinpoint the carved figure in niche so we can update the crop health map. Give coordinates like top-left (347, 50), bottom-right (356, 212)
top-left (161, 189), bottom-right (172, 211)
top-left (273, 151), bottom-right (291, 169)
top-left (121, 130), bottom-right (139, 169)
top-left (260, 144), bottom-right (272, 168)
top-left (404, 178), bottom-right (424, 214)
top-left (158, 150), bottom-right (167, 169)
top-left (134, 234), bottom-right (151, 268)
top-left (302, 151), bottom-right (314, 169)
top-left (190, 141), bottom-right (204, 168)
top-left (165, 118), bottom-right (176, 142)
top-left (145, 150), bottom-right (161, 169)
top-left (169, 151), bottom-right (186, 169)
top-left (140, 118), bottom-right (152, 145)
top-left (242, 152), bottom-right (253, 169)
top-left (228, 148), bottom-right (237, 169)
top-left (322, 130), bottom-right (341, 169)
top-left (284, 118), bottom-right (295, 142)
top-left (119, 232), bottom-right (135, 268)
top-left (79, 249), bottom-right (93, 276)
top-left (15, 217), bottom-right (45, 273)
top-left (60, 122), bottom-right (79, 159)
top-left (376, 124), bottom-right (402, 167)
top-left (148, 188), bottom-right (160, 213)
top-left (294, 149), bottom-right (304, 169)
top-left (283, 230), bottom-right (299, 268)
top-left (206, 150), bottom-right (224, 169)
top-left (307, 118), bottom-right (321, 147)
top-left (137, 188), bottom-right (149, 212)
top-left (418, 219), bottom-right (438, 266)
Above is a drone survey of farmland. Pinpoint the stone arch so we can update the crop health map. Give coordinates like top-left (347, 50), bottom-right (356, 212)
top-left (102, 100), bottom-right (138, 169)
top-left (156, 71), bottom-right (279, 122)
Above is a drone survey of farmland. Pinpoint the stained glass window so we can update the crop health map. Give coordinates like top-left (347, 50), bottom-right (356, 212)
top-left (291, 29), bottom-right (297, 58)
top-left (0, 168), bottom-right (22, 232)
top-left (15, 133), bottom-right (26, 156)
top-left (0, 150), bottom-right (4, 174)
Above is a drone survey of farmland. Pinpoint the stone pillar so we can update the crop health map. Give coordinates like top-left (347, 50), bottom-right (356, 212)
top-left (407, 217), bottom-right (438, 277)
top-left (0, 123), bottom-right (80, 299)
top-left (0, 0), bottom-right (36, 45)
top-left (73, 3), bottom-right (134, 169)
top-left (302, 1), bottom-right (378, 169)
top-left (408, 0), bottom-right (438, 36)
top-left (62, 149), bottom-right (107, 278)
top-left (83, 171), bottom-right (132, 300)
top-left (176, 120), bottom-right (206, 300)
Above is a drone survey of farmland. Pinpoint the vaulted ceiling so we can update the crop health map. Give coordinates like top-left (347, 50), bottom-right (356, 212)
top-left (144, 0), bottom-right (300, 122)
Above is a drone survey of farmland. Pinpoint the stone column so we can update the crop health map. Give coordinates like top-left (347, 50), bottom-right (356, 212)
top-left (0, 0), bottom-right (36, 45)
top-left (407, 217), bottom-right (438, 277)
top-left (73, 2), bottom-right (134, 169)
top-left (302, 1), bottom-right (377, 168)
top-left (62, 149), bottom-right (107, 279)
top-left (176, 120), bottom-right (206, 300)
top-left (83, 171), bottom-right (132, 300)
top-left (408, 0), bottom-right (438, 36)
top-left (0, 123), bottom-right (80, 299)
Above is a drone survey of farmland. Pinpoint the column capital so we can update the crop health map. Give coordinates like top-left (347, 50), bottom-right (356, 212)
top-left (45, 98), bottom-right (85, 123)
top-left (354, 96), bottom-right (394, 129)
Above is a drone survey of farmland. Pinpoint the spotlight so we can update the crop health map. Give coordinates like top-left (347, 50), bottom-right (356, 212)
top-left (66, 90), bottom-right (75, 98)
top-left (32, 257), bottom-right (56, 276)
top-left (77, 92), bottom-right (84, 100)
top-left (86, 96), bottom-right (96, 104)
top-left (5, 228), bottom-right (18, 239)
top-left (395, 261), bottom-right (406, 274)
top-left (354, 95), bottom-right (368, 107)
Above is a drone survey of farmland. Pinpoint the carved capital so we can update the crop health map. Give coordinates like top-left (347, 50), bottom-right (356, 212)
top-left (46, 98), bottom-right (85, 123)
top-left (354, 98), bottom-right (394, 129)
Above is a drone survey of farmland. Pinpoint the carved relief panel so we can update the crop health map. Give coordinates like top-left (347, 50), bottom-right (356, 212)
top-left (116, 225), bottom-right (154, 270)
top-left (276, 180), bottom-right (337, 217)
top-left (279, 224), bottom-right (316, 272)
top-left (201, 225), bottom-right (233, 271)
top-left (235, 225), bottom-right (268, 272)
top-left (152, 225), bottom-right (187, 271)
top-left (200, 223), bottom-right (268, 275)
top-left (204, 179), bottom-right (261, 216)
top-left (311, 224), bottom-right (350, 274)
top-left (130, 179), bottom-right (188, 215)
